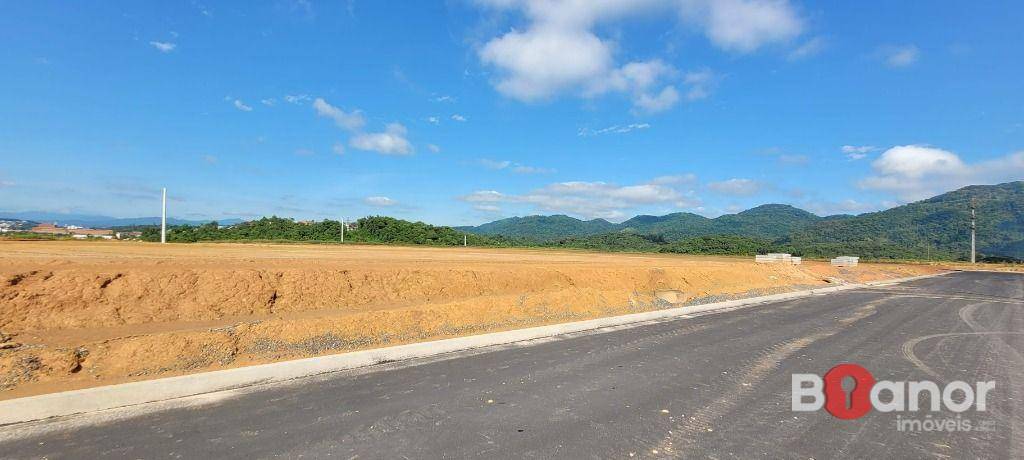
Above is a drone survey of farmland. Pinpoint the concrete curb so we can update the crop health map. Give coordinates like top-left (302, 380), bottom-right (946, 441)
top-left (0, 272), bottom-right (947, 425)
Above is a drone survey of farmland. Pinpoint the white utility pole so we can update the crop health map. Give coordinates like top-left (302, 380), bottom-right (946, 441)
top-left (161, 187), bottom-right (167, 244)
top-left (970, 199), bottom-right (976, 264)
top-left (463, 234), bottom-right (467, 247)
top-left (341, 218), bottom-right (345, 243)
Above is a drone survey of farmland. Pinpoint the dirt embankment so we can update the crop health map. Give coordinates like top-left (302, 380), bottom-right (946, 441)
top-left (0, 241), bottom-right (943, 398)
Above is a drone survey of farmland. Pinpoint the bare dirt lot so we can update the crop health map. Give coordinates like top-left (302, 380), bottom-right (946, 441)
top-left (0, 241), bottom-right (945, 399)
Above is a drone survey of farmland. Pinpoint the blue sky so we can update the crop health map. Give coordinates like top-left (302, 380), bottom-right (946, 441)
top-left (1, 1), bottom-right (1022, 225)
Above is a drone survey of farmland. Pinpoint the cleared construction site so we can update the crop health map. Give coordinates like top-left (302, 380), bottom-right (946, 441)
top-left (0, 240), bottom-right (944, 398)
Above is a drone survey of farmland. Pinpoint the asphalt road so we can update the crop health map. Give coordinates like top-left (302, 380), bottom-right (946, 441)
top-left (1, 271), bottom-right (1022, 459)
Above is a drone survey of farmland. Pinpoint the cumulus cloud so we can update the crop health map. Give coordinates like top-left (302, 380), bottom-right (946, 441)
top-left (364, 196), bottom-right (397, 207)
top-left (313, 98), bottom-right (365, 131)
top-left (879, 45), bottom-right (919, 68)
top-left (841, 145), bottom-right (877, 160)
top-left (633, 86), bottom-right (680, 113)
top-left (859, 145), bottom-right (1024, 201)
top-left (261, 98), bottom-right (276, 106)
top-left (427, 144), bottom-right (442, 153)
top-left (458, 176), bottom-right (701, 220)
top-left (475, 0), bottom-right (787, 111)
top-left (679, 0), bottom-right (803, 53)
top-left (350, 123), bottom-right (414, 155)
top-left (707, 178), bottom-right (763, 196)
top-left (233, 99), bottom-right (253, 112)
top-left (149, 41), bottom-right (177, 53)
top-left (451, 114), bottom-right (468, 122)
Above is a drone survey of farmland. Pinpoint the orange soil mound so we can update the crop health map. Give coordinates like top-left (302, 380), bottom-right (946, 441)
top-left (0, 241), bottom-right (942, 398)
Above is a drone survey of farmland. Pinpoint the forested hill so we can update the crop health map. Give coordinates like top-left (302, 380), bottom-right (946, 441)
top-left (456, 215), bottom-right (618, 240)
top-left (461, 204), bottom-right (827, 241)
top-left (784, 181), bottom-right (1024, 259)
top-left (461, 182), bottom-right (1024, 259)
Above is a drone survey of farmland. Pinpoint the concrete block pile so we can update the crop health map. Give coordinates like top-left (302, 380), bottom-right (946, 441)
top-left (755, 253), bottom-right (801, 265)
top-left (830, 256), bottom-right (859, 267)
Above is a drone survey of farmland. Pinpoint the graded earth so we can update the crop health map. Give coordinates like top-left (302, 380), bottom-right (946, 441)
top-left (0, 240), bottom-right (942, 398)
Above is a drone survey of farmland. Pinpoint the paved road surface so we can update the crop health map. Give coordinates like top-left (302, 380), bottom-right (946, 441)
top-left (1, 271), bottom-right (1022, 459)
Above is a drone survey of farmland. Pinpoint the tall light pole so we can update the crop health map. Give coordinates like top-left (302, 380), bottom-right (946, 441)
top-left (340, 218), bottom-right (345, 243)
top-left (970, 199), bottom-right (976, 264)
top-left (161, 187), bottom-right (167, 244)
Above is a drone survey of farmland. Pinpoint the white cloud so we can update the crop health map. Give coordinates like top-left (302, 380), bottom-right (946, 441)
top-left (787, 36), bottom-right (826, 60)
top-left (707, 178), bottom-right (763, 196)
top-left (261, 98), bottom-right (276, 106)
top-left (511, 165), bottom-right (554, 174)
top-left (634, 86), bottom-right (680, 113)
top-left (364, 196), bottom-right (397, 207)
top-left (284, 94), bottom-right (310, 104)
top-left (350, 123), bottom-right (414, 155)
top-left (474, 204), bottom-right (502, 213)
top-left (474, 1), bottom-right (781, 111)
top-left (432, 95), bottom-right (456, 103)
top-left (649, 174), bottom-right (697, 185)
top-left (451, 114), bottom-right (468, 122)
top-left (332, 143), bottom-right (346, 155)
top-left (233, 99), bottom-right (253, 112)
top-left (479, 159), bottom-right (512, 170)
top-left (682, 69), bottom-right (715, 101)
top-left (880, 45), bottom-right (919, 68)
top-left (679, 0), bottom-right (803, 53)
top-left (313, 98), bottom-right (365, 131)
top-left (578, 123), bottom-right (651, 136)
top-left (802, 198), bottom-right (880, 216)
top-left (461, 190), bottom-right (508, 203)
top-left (458, 175), bottom-right (701, 220)
top-left (426, 116), bottom-right (440, 125)
top-left (870, 145), bottom-right (964, 179)
top-left (859, 145), bottom-right (1024, 201)
top-left (149, 41), bottom-right (177, 53)
top-left (478, 158), bottom-right (552, 174)
top-left (0, 179), bottom-right (15, 188)
top-left (841, 145), bottom-right (877, 160)
top-left (427, 144), bottom-right (442, 153)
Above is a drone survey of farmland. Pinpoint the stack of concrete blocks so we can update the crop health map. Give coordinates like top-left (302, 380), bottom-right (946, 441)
top-left (755, 253), bottom-right (801, 265)
top-left (831, 256), bottom-right (859, 267)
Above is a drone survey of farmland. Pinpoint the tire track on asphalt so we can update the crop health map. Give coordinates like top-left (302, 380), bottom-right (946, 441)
top-left (651, 299), bottom-right (887, 457)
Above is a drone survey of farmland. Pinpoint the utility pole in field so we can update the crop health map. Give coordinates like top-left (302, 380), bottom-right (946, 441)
top-left (970, 199), bottom-right (976, 264)
top-left (161, 187), bottom-right (167, 244)
top-left (463, 234), bottom-right (467, 247)
top-left (340, 218), bottom-right (345, 243)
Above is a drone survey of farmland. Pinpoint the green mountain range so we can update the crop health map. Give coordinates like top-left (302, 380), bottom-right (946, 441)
top-left (460, 181), bottom-right (1024, 260)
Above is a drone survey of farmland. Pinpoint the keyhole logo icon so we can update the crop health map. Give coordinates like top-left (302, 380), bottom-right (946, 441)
top-left (823, 363), bottom-right (875, 419)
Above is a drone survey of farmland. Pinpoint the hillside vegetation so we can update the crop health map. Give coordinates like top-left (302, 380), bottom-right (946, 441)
top-left (461, 182), bottom-right (1024, 260)
top-left (135, 182), bottom-right (1024, 261)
